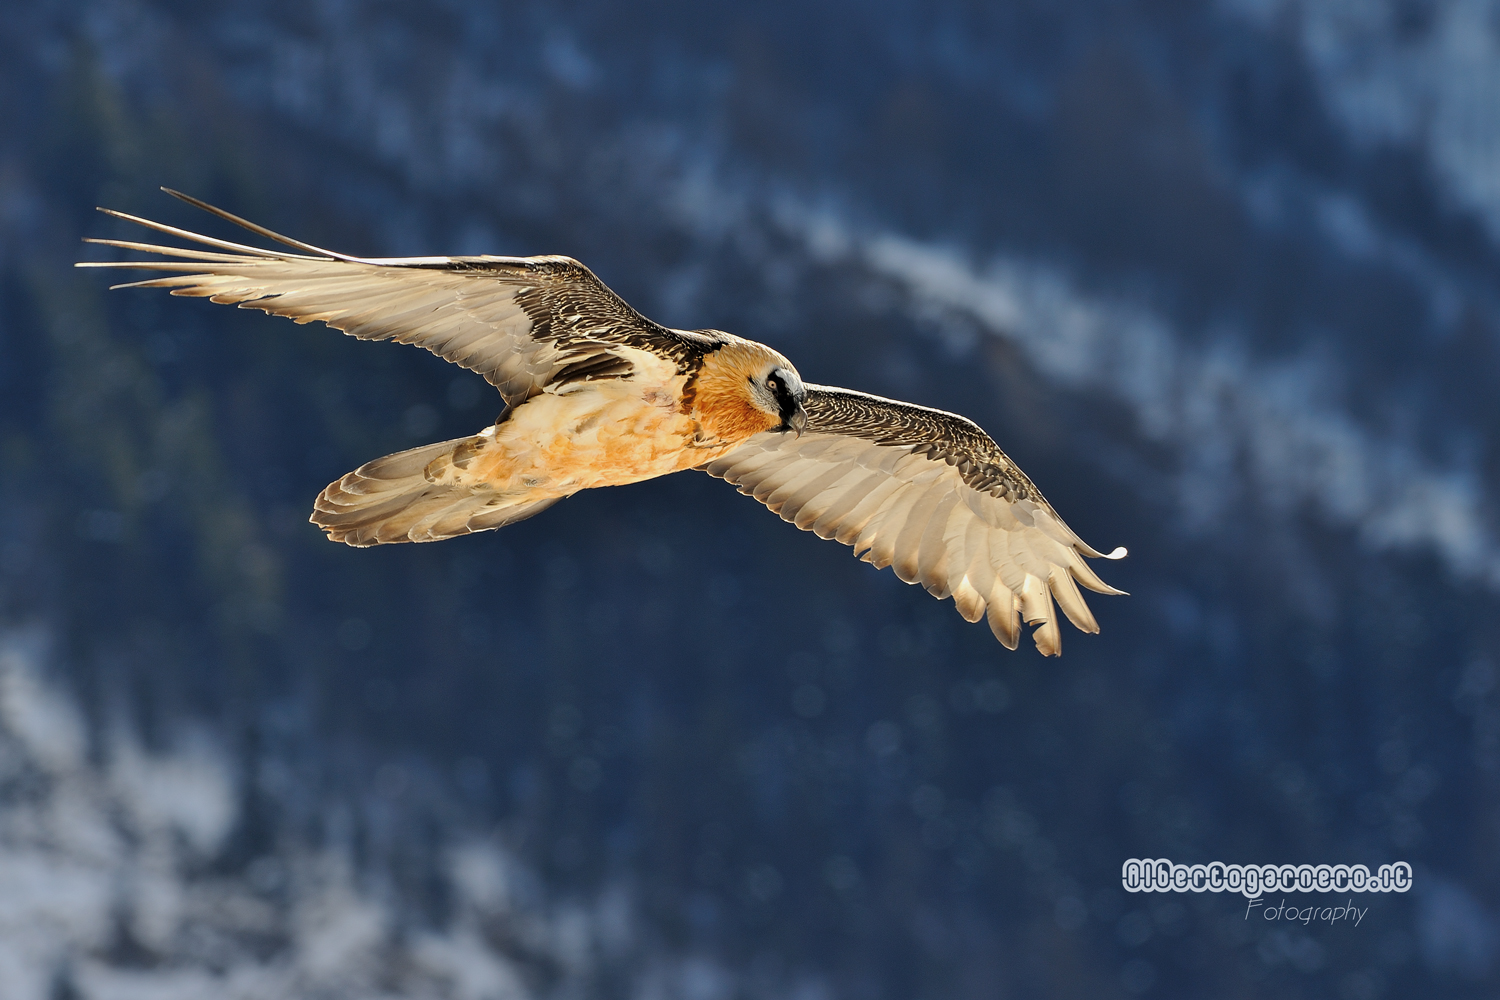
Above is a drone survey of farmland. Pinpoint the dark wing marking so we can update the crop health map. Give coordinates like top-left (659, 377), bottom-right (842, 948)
top-left (76, 190), bottom-right (716, 407)
top-left (701, 385), bottom-right (1126, 655)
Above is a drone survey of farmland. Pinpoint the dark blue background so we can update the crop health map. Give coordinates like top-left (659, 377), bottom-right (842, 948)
top-left (1, 2), bottom-right (1496, 997)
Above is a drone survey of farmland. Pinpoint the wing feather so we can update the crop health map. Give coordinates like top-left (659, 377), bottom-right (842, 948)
top-left (808, 470), bottom-right (888, 538)
top-left (773, 462), bottom-right (859, 519)
top-left (834, 477), bottom-right (910, 547)
top-left (863, 485), bottom-right (925, 571)
top-left (700, 384), bottom-right (1125, 655)
top-left (1069, 556), bottom-right (1125, 596)
top-left (986, 581), bottom-right (1022, 650)
top-left (759, 458), bottom-right (846, 509)
top-left (1049, 566), bottom-right (1099, 634)
top-left (950, 577), bottom-right (987, 623)
top-left (921, 494), bottom-right (972, 598)
top-left (784, 466), bottom-right (869, 525)
top-left (888, 487), bottom-right (944, 584)
top-left (962, 519), bottom-right (998, 601)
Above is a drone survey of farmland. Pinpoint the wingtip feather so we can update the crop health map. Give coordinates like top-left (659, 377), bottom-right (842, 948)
top-left (161, 187), bottom-right (362, 261)
top-left (1031, 616), bottom-right (1062, 656)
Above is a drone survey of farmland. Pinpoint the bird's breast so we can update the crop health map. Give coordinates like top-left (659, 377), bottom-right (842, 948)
top-left (469, 374), bottom-right (735, 496)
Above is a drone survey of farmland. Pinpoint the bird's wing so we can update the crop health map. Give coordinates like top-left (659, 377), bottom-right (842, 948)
top-left (700, 384), bottom-right (1126, 655)
top-left (76, 190), bottom-right (710, 406)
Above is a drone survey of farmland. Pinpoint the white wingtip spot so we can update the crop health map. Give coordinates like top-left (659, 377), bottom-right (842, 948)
top-left (1103, 546), bottom-right (1128, 560)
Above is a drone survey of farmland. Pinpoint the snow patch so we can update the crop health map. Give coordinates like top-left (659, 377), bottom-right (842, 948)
top-left (0, 635), bottom-right (767, 999)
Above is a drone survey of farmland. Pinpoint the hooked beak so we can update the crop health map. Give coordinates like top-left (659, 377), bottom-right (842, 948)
top-left (770, 367), bottom-right (808, 437)
top-left (788, 402), bottom-right (807, 437)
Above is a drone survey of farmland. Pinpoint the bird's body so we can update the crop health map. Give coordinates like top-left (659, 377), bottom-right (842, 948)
top-left (458, 353), bottom-right (708, 492)
top-left (79, 190), bottom-right (1126, 654)
top-left (319, 338), bottom-right (793, 544)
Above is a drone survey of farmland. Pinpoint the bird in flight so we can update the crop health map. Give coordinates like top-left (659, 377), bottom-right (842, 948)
top-left (79, 190), bottom-right (1125, 654)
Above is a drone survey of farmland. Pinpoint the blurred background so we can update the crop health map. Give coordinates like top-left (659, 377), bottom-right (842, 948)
top-left (2, 1), bottom-right (1498, 997)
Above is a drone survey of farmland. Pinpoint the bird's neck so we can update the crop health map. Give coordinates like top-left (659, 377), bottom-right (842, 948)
top-left (689, 342), bottom-right (785, 443)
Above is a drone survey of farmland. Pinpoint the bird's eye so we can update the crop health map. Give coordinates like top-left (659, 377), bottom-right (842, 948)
top-left (767, 377), bottom-right (779, 390)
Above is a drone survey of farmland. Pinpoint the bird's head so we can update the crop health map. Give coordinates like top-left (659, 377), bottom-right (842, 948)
top-left (694, 339), bottom-right (809, 441)
top-left (746, 364), bottom-right (808, 436)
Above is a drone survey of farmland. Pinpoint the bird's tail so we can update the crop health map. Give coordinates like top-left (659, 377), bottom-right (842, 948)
top-left (311, 435), bottom-right (560, 546)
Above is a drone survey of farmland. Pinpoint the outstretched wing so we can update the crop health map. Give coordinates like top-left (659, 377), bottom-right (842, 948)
top-left (76, 189), bottom-right (711, 406)
top-left (700, 385), bottom-right (1126, 655)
